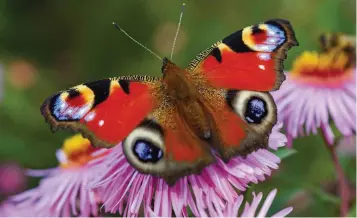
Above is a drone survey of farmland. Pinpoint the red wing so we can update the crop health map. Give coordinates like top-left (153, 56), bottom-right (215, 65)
top-left (206, 104), bottom-right (249, 161)
top-left (196, 87), bottom-right (277, 161)
top-left (41, 76), bottom-right (161, 148)
top-left (164, 111), bottom-right (212, 162)
top-left (161, 114), bottom-right (214, 184)
top-left (187, 19), bottom-right (298, 91)
top-left (121, 103), bottom-right (215, 186)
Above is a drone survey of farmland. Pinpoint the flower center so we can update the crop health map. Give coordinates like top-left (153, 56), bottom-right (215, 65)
top-left (60, 134), bottom-right (102, 168)
top-left (290, 50), bottom-right (354, 87)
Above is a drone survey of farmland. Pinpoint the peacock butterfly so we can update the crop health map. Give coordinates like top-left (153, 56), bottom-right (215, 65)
top-left (41, 19), bottom-right (298, 185)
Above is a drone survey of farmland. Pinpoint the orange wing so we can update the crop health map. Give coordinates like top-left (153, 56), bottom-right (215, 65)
top-left (187, 19), bottom-right (298, 91)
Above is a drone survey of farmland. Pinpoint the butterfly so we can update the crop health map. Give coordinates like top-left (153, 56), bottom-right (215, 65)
top-left (41, 19), bottom-right (298, 185)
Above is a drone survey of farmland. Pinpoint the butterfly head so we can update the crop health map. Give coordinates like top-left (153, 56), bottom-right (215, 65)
top-left (161, 57), bottom-right (174, 74)
top-left (161, 57), bottom-right (197, 101)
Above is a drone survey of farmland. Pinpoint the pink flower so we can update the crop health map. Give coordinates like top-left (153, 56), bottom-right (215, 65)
top-left (222, 189), bottom-right (293, 217)
top-left (272, 39), bottom-right (356, 146)
top-left (0, 163), bottom-right (26, 196)
top-left (89, 123), bottom-right (287, 217)
top-left (0, 202), bottom-right (41, 217)
top-left (0, 134), bottom-right (108, 217)
top-left (147, 189), bottom-right (293, 217)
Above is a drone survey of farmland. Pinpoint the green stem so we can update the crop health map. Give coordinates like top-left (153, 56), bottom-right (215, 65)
top-left (321, 132), bottom-right (349, 217)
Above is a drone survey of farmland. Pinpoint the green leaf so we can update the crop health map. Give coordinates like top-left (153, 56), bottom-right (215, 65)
top-left (279, 176), bottom-right (341, 205)
top-left (274, 148), bottom-right (297, 160)
top-left (310, 188), bottom-right (341, 205)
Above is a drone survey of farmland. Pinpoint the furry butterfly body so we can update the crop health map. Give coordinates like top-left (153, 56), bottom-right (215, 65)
top-left (41, 19), bottom-right (298, 185)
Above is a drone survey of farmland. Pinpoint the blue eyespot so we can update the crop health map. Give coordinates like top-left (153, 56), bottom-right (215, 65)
top-left (133, 140), bottom-right (163, 163)
top-left (245, 97), bottom-right (267, 124)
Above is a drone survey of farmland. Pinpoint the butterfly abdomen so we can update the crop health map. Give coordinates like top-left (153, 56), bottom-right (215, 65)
top-left (161, 59), bottom-right (213, 140)
top-left (176, 101), bottom-right (212, 141)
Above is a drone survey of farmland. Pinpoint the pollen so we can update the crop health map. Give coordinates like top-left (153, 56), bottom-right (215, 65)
top-left (62, 134), bottom-right (91, 156)
top-left (61, 134), bottom-right (98, 167)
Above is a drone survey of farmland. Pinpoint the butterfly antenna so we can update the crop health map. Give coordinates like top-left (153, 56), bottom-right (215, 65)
top-left (112, 22), bottom-right (163, 61)
top-left (170, 2), bottom-right (185, 61)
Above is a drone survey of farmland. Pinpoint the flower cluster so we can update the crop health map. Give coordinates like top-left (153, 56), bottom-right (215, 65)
top-left (89, 123), bottom-right (287, 217)
top-left (3, 32), bottom-right (355, 217)
top-left (1, 123), bottom-right (292, 217)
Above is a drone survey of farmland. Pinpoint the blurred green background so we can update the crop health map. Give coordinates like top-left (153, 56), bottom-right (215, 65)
top-left (0, 0), bottom-right (355, 217)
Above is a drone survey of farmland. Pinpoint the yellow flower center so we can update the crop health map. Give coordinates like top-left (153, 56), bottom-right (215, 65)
top-left (60, 134), bottom-right (103, 168)
top-left (290, 49), bottom-right (354, 86)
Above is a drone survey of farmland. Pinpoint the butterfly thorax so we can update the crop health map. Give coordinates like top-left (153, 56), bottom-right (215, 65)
top-left (162, 58), bottom-right (211, 139)
top-left (162, 59), bottom-right (198, 100)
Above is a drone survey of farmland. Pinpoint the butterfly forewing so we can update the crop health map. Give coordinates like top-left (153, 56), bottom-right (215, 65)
top-left (187, 19), bottom-right (298, 91)
top-left (41, 76), bottom-right (161, 148)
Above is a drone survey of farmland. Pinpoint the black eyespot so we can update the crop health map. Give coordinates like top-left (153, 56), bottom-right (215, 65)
top-left (133, 140), bottom-right (163, 163)
top-left (244, 97), bottom-right (267, 124)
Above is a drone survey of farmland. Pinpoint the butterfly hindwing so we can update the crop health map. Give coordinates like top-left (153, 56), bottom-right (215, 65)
top-left (187, 19), bottom-right (298, 91)
top-left (196, 87), bottom-right (277, 161)
top-left (41, 76), bottom-right (161, 148)
top-left (121, 101), bottom-right (215, 185)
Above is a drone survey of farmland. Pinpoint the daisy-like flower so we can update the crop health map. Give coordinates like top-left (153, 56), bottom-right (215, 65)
top-left (221, 189), bottom-right (293, 217)
top-left (89, 123), bottom-right (287, 217)
top-left (272, 34), bottom-right (356, 145)
top-left (147, 189), bottom-right (293, 217)
top-left (0, 202), bottom-right (36, 217)
top-left (1, 134), bottom-right (108, 217)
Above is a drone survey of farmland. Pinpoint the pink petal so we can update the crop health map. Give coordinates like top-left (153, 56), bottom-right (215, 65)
top-left (271, 207), bottom-right (294, 217)
top-left (257, 189), bottom-right (277, 217)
